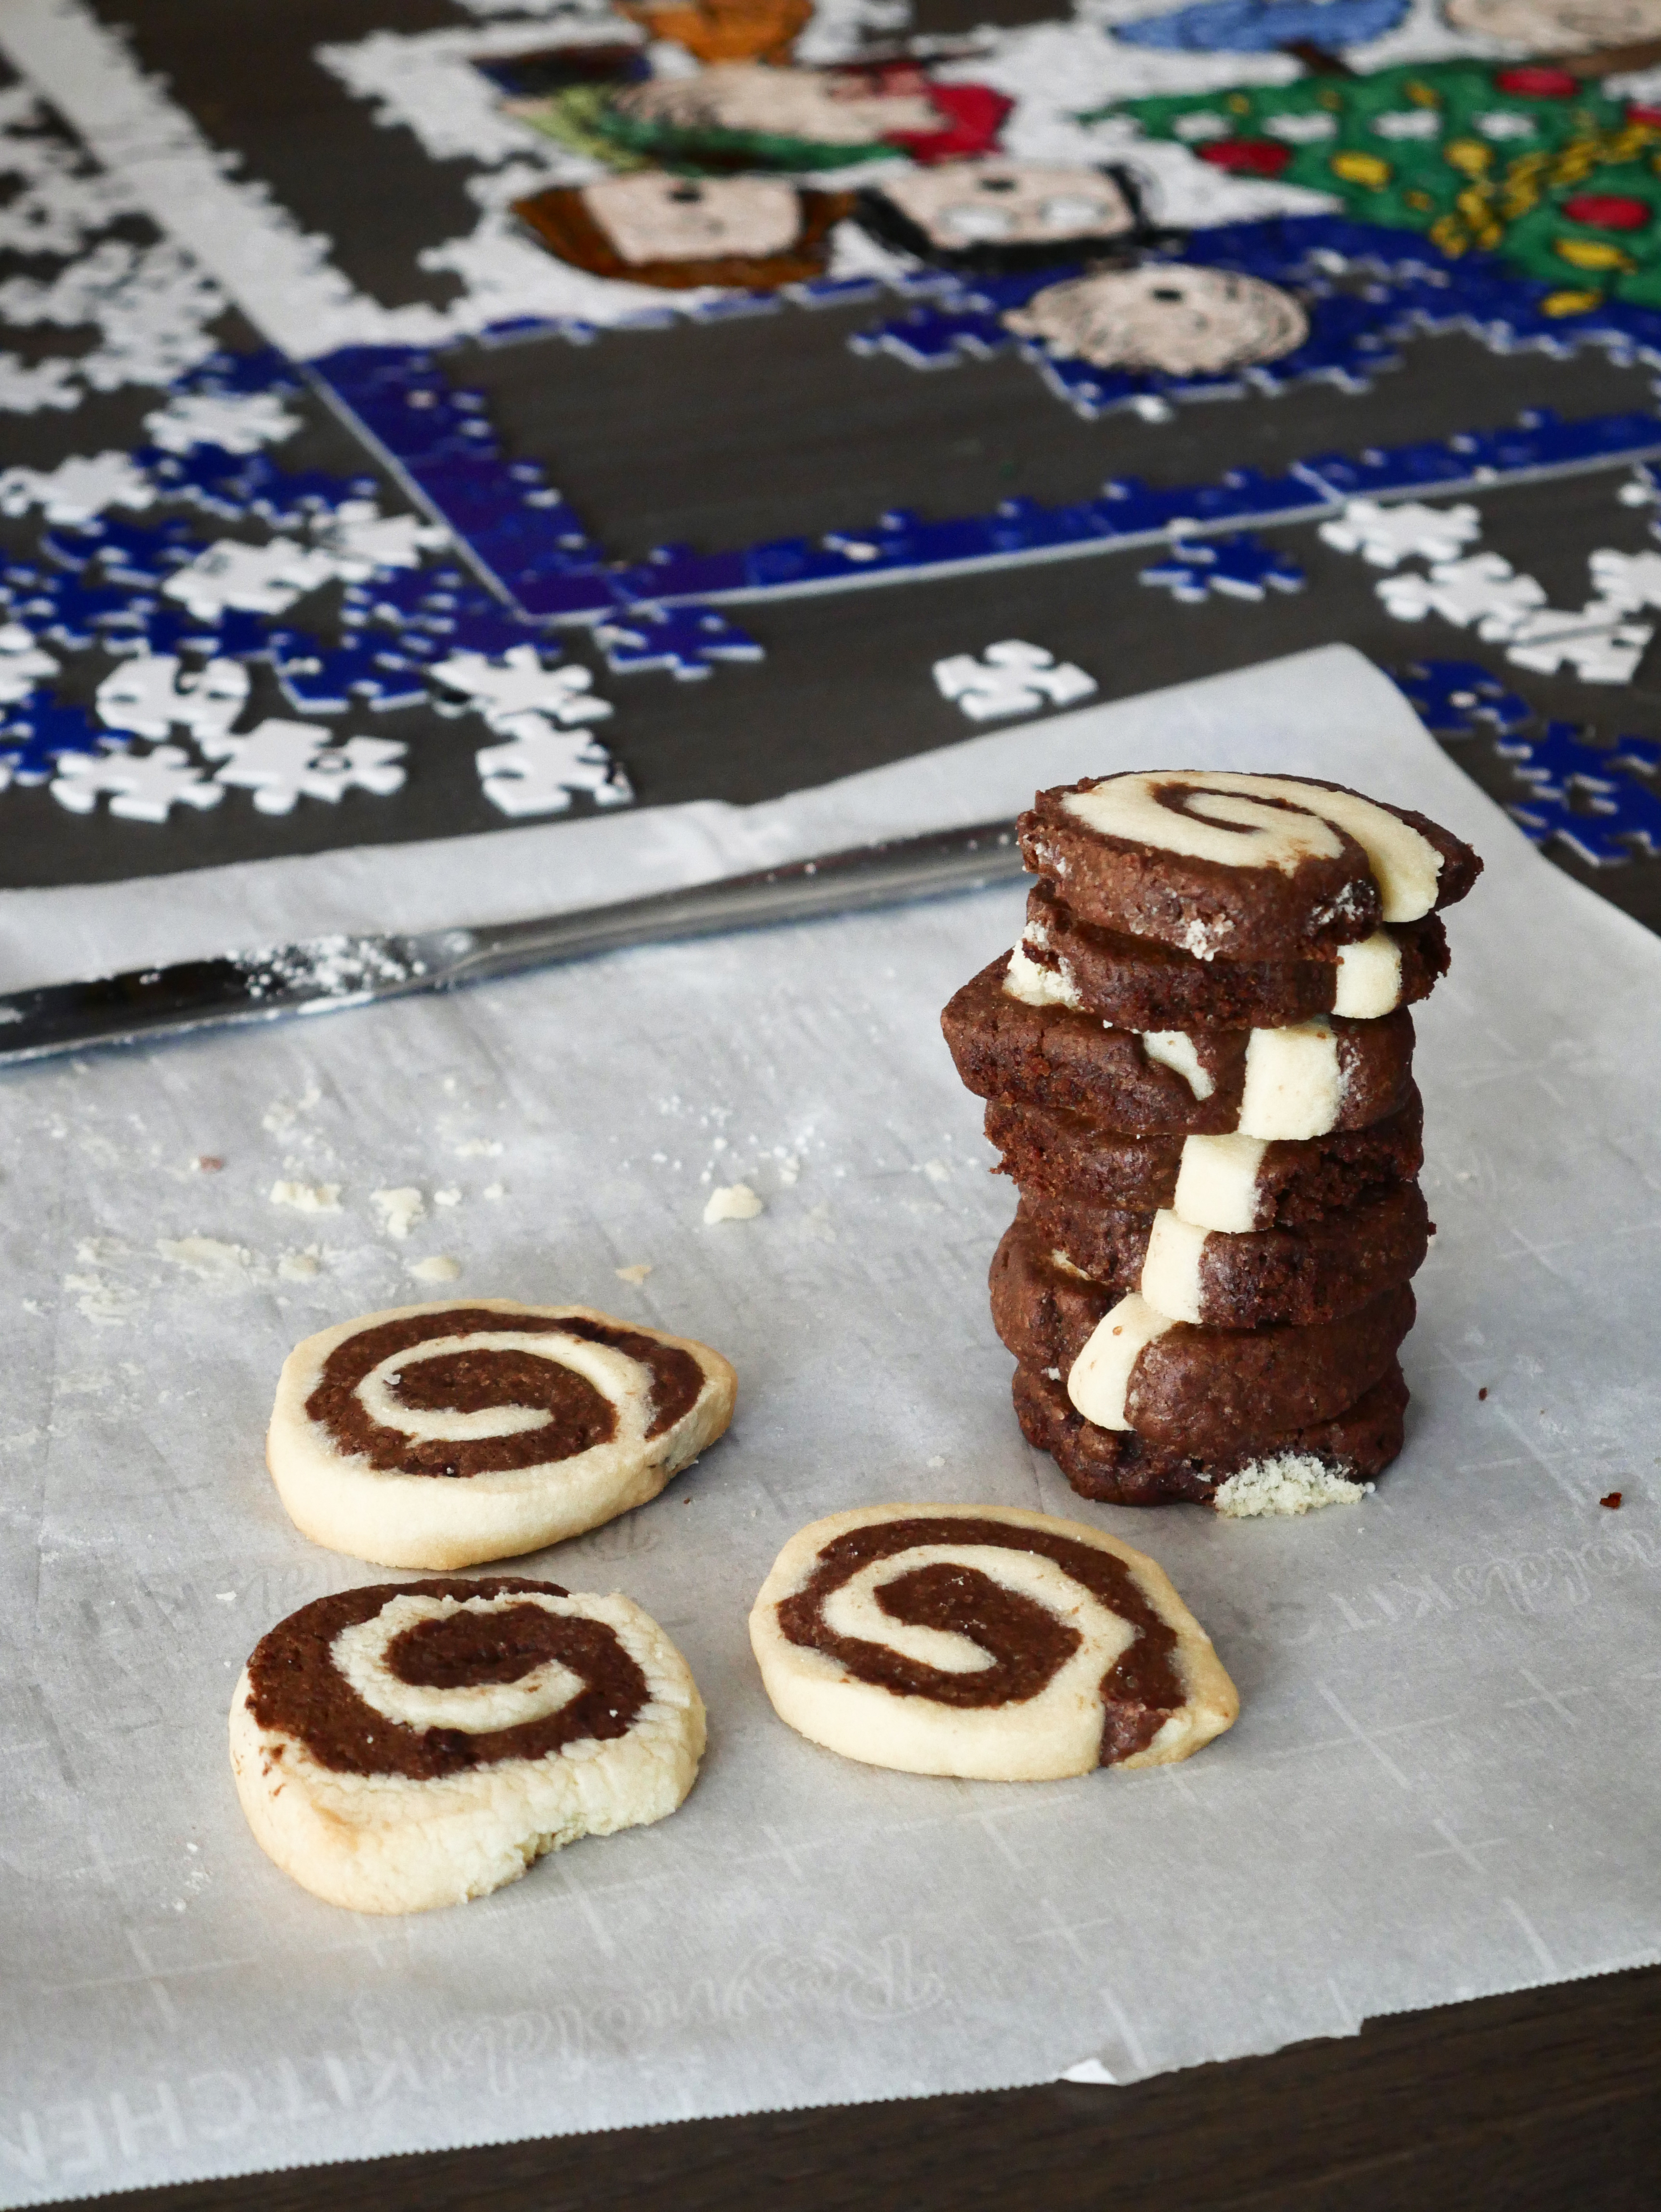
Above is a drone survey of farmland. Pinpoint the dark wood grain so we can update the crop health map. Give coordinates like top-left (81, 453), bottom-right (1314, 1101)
top-left (66, 1964), bottom-right (1661, 2212)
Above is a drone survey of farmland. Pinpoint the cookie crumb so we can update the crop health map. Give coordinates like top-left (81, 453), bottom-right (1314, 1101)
top-left (615, 1262), bottom-right (653, 1284)
top-left (193, 1155), bottom-right (224, 1173)
top-left (269, 1180), bottom-right (341, 1213)
top-left (1600, 1491), bottom-right (1623, 1510)
top-left (409, 1254), bottom-right (461, 1282)
top-left (703, 1183), bottom-right (763, 1225)
top-left (1478, 1386), bottom-right (1488, 1400)
top-left (1213, 1454), bottom-right (1372, 1518)
top-left (372, 1186), bottom-right (425, 1239)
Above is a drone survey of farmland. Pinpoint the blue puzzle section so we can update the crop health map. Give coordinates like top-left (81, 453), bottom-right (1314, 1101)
top-left (1139, 532), bottom-right (1306, 602)
top-left (1394, 660), bottom-right (1532, 740)
top-left (1117, 0), bottom-right (1409, 48)
top-left (0, 696), bottom-right (120, 785)
top-left (594, 603), bottom-right (764, 680)
top-left (309, 349), bottom-right (615, 619)
top-left (853, 219), bottom-right (1661, 424)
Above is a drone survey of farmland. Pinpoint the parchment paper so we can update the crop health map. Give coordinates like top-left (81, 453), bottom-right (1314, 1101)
top-left (2, 647), bottom-right (1658, 2207)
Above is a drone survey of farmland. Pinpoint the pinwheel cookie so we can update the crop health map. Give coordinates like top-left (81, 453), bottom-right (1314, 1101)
top-left (231, 1576), bottom-right (704, 1913)
top-left (751, 1503), bottom-right (1237, 1780)
top-left (267, 1299), bottom-right (736, 1570)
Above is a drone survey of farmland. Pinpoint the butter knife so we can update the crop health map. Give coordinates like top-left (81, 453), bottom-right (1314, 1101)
top-left (0, 817), bottom-right (1025, 1068)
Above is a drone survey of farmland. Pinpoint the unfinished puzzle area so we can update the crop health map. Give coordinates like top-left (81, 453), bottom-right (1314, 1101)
top-left (0, 0), bottom-right (1660, 926)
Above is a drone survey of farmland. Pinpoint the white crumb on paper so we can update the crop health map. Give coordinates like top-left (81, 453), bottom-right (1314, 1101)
top-left (703, 1182), bottom-right (763, 1225)
top-left (453, 1137), bottom-right (501, 1158)
top-left (268, 1180), bottom-right (341, 1212)
top-left (482, 1182), bottom-right (505, 1200)
top-left (615, 1262), bottom-right (653, 1284)
top-left (1213, 1454), bottom-right (1373, 1518)
top-left (156, 1237), bottom-right (253, 1283)
top-left (409, 1254), bottom-right (461, 1282)
top-left (434, 1187), bottom-right (461, 1206)
top-left (278, 1248), bottom-right (322, 1280)
top-left (923, 1158), bottom-right (950, 1184)
top-left (262, 1085), bottom-right (320, 1135)
top-left (371, 1186), bottom-right (425, 1238)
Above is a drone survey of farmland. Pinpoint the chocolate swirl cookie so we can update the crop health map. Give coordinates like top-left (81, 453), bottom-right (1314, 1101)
top-left (267, 1299), bottom-right (737, 1570)
top-left (229, 1576), bottom-right (706, 1914)
top-left (1018, 770), bottom-right (1481, 963)
top-left (750, 1504), bottom-right (1237, 1780)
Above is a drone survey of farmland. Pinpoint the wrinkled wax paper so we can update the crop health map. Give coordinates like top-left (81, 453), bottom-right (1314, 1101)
top-left (1, 647), bottom-right (1657, 2207)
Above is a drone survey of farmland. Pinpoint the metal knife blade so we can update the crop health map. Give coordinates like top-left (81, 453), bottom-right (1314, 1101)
top-left (0, 816), bottom-right (1026, 1069)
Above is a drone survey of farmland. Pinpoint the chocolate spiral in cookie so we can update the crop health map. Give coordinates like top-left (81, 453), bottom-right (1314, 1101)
top-left (246, 1578), bottom-right (648, 1778)
top-left (750, 1504), bottom-right (1238, 1781)
top-left (268, 1299), bottom-right (738, 1572)
top-left (307, 1307), bottom-right (704, 1478)
top-left (230, 1576), bottom-right (707, 1914)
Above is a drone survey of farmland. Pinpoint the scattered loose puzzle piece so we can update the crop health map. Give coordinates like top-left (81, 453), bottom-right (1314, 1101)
top-left (428, 645), bottom-right (610, 729)
top-left (0, 621), bottom-right (61, 706)
top-left (1319, 499), bottom-right (1482, 570)
top-left (1510, 782), bottom-right (1661, 866)
top-left (270, 633), bottom-right (430, 714)
top-left (1139, 533), bottom-right (1306, 605)
top-left (1376, 554), bottom-right (1547, 640)
top-left (94, 653), bottom-right (249, 745)
top-left (0, 451), bottom-right (156, 525)
top-left (1504, 604), bottom-right (1653, 685)
top-left (932, 639), bottom-right (1097, 721)
top-left (1586, 549), bottom-right (1661, 617)
top-left (475, 717), bottom-right (632, 817)
top-left (311, 503), bottom-right (449, 580)
top-left (593, 603), bottom-right (764, 682)
top-left (141, 390), bottom-right (303, 456)
top-left (0, 696), bottom-right (112, 786)
top-left (162, 538), bottom-right (337, 621)
top-left (1494, 719), bottom-right (1629, 801)
top-left (210, 720), bottom-right (408, 814)
top-left (1393, 658), bottom-right (1531, 739)
top-left (50, 741), bottom-right (224, 823)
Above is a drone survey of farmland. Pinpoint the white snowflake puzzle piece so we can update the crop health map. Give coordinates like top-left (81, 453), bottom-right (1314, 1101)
top-left (0, 621), bottom-right (60, 704)
top-left (312, 502), bottom-right (449, 579)
top-left (162, 538), bottom-right (337, 620)
top-left (429, 645), bottom-right (612, 729)
top-left (932, 640), bottom-right (1097, 722)
top-left (1376, 555), bottom-right (1547, 640)
top-left (0, 449), bottom-right (155, 523)
top-left (1504, 604), bottom-right (1653, 685)
top-left (1319, 499), bottom-right (1482, 570)
top-left (50, 743), bottom-right (224, 823)
top-left (476, 716), bottom-right (631, 817)
top-left (95, 653), bottom-right (249, 745)
top-left (211, 719), bottom-right (408, 814)
top-left (142, 390), bottom-right (302, 455)
top-left (1586, 549), bottom-right (1661, 615)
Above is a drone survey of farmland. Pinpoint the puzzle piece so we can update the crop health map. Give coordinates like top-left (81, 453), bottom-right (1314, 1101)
top-left (932, 640), bottom-right (1097, 722)
top-left (1392, 659), bottom-right (1531, 740)
top-left (1138, 534), bottom-right (1306, 605)
top-left (50, 742), bottom-right (224, 824)
top-left (94, 653), bottom-right (249, 745)
top-left (141, 390), bottom-right (303, 455)
top-left (0, 696), bottom-right (113, 786)
top-left (162, 538), bottom-right (337, 621)
top-left (0, 451), bottom-right (155, 525)
top-left (1318, 500), bottom-right (1482, 571)
top-left (593, 603), bottom-right (764, 682)
top-left (270, 634), bottom-right (430, 714)
top-left (210, 720), bottom-right (408, 814)
top-left (46, 516), bottom-right (199, 588)
top-left (475, 718), bottom-right (632, 817)
top-left (0, 622), bottom-right (60, 705)
top-left (428, 645), bottom-right (610, 729)
top-left (1504, 605), bottom-right (1653, 685)
top-left (311, 504), bottom-right (449, 580)
top-left (1510, 782), bottom-right (1661, 867)
top-left (1586, 549), bottom-right (1661, 617)
top-left (1376, 556), bottom-right (1547, 641)
top-left (1494, 720), bottom-right (1628, 801)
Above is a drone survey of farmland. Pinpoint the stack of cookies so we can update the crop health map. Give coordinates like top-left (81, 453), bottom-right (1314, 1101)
top-left (942, 770), bottom-right (1481, 1514)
